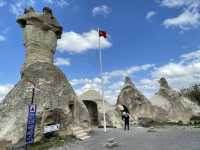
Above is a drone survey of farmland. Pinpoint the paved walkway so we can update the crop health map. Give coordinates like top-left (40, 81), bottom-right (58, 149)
top-left (51, 127), bottom-right (200, 150)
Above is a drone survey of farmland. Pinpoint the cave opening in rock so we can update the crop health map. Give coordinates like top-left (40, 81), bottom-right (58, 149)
top-left (42, 109), bottom-right (61, 139)
top-left (83, 100), bottom-right (99, 126)
top-left (43, 115), bottom-right (58, 139)
top-left (69, 103), bottom-right (74, 118)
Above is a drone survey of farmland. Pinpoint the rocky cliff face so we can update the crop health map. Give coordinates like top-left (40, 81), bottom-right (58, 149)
top-left (0, 7), bottom-right (90, 145)
top-left (117, 77), bottom-right (200, 124)
top-left (149, 77), bottom-right (200, 123)
top-left (117, 77), bottom-right (154, 119)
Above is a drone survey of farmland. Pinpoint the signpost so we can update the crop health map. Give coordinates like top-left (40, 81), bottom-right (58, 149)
top-left (25, 84), bottom-right (39, 149)
top-left (26, 104), bottom-right (37, 144)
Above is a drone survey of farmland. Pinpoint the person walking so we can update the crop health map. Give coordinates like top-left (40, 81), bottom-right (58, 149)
top-left (122, 111), bottom-right (130, 130)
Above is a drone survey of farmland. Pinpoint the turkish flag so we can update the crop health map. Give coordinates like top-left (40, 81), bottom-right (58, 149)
top-left (99, 30), bottom-right (107, 38)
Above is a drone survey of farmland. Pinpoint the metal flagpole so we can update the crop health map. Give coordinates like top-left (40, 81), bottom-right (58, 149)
top-left (98, 28), bottom-right (107, 132)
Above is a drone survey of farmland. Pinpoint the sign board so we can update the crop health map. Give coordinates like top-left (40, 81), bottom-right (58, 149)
top-left (26, 86), bottom-right (40, 93)
top-left (44, 124), bottom-right (60, 134)
top-left (26, 104), bottom-right (37, 144)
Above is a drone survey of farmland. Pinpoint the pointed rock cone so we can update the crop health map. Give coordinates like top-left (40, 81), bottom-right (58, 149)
top-left (150, 77), bottom-right (195, 123)
top-left (116, 76), bottom-right (154, 120)
top-left (124, 76), bottom-right (135, 86)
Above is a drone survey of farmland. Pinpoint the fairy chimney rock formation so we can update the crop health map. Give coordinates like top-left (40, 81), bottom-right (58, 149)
top-left (159, 77), bottom-right (171, 90)
top-left (17, 7), bottom-right (62, 72)
top-left (124, 76), bottom-right (134, 86)
top-left (0, 7), bottom-right (90, 145)
top-left (150, 77), bottom-right (200, 123)
top-left (117, 77), bottom-right (154, 119)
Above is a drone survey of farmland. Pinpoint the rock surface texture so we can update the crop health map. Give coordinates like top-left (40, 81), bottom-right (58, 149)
top-left (0, 7), bottom-right (90, 145)
top-left (79, 90), bottom-right (123, 128)
top-left (117, 77), bottom-right (155, 120)
top-left (149, 77), bottom-right (200, 123)
top-left (117, 76), bottom-right (200, 124)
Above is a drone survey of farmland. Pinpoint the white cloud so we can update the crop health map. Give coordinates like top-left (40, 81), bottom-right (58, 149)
top-left (70, 49), bottom-right (200, 103)
top-left (10, 0), bottom-right (35, 16)
top-left (152, 50), bottom-right (200, 79)
top-left (70, 77), bottom-right (102, 96)
top-left (9, 0), bottom-right (69, 16)
top-left (54, 57), bottom-right (71, 66)
top-left (180, 49), bottom-right (200, 61)
top-left (103, 64), bottom-right (155, 83)
top-left (44, 0), bottom-right (69, 8)
top-left (137, 78), bottom-right (159, 98)
top-left (163, 10), bottom-right (200, 30)
top-left (150, 49), bottom-right (200, 91)
top-left (160, 0), bottom-right (200, 10)
top-left (0, 0), bottom-right (6, 7)
top-left (71, 78), bottom-right (91, 86)
top-left (92, 5), bottom-right (111, 17)
top-left (0, 84), bottom-right (13, 102)
top-left (158, 0), bottom-right (200, 30)
top-left (146, 11), bottom-right (157, 20)
top-left (70, 64), bottom-right (154, 104)
top-left (57, 30), bottom-right (112, 53)
top-left (160, 0), bottom-right (193, 8)
top-left (0, 35), bottom-right (5, 42)
top-left (152, 62), bottom-right (200, 81)
top-left (70, 49), bottom-right (200, 102)
top-left (133, 49), bottom-right (200, 98)
top-left (56, 0), bottom-right (69, 7)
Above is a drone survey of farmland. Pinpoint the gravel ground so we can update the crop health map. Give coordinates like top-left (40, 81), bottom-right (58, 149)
top-left (50, 127), bottom-right (200, 150)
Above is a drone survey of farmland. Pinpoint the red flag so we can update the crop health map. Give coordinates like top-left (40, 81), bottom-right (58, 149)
top-left (99, 30), bottom-right (107, 38)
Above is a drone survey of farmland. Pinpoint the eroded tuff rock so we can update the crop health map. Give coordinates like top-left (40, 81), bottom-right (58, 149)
top-left (150, 77), bottom-right (200, 123)
top-left (0, 7), bottom-right (90, 145)
top-left (117, 77), bottom-right (155, 120)
top-left (116, 77), bottom-right (170, 123)
top-left (79, 90), bottom-right (123, 128)
top-left (117, 77), bottom-right (200, 124)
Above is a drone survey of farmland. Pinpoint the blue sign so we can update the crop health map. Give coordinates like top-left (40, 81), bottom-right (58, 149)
top-left (26, 104), bottom-right (37, 144)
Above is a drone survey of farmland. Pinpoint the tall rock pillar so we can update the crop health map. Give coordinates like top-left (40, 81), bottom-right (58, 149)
top-left (0, 7), bottom-right (90, 145)
top-left (17, 7), bottom-right (62, 74)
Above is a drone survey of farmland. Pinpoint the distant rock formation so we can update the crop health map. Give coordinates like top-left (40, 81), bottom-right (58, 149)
top-left (149, 77), bottom-right (200, 123)
top-left (0, 7), bottom-right (90, 145)
top-left (117, 76), bottom-right (200, 124)
top-left (117, 77), bottom-right (154, 120)
top-left (79, 90), bottom-right (123, 128)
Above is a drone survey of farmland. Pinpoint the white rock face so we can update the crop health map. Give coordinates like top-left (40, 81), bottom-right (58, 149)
top-left (150, 95), bottom-right (171, 111)
top-left (117, 77), bottom-right (155, 120)
top-left (116, 77), bottom-right (200, 124)
top-left (181, 97), bottom-right (200, 116)
top-left (149, 77), bottom-right (200, 123)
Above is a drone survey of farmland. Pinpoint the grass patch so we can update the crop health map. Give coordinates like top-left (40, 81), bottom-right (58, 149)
top-left (28, 135), bottom-right (76, 150)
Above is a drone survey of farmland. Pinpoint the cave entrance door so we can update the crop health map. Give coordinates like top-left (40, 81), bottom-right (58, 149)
top-left (42, 109), bottom-right (62, 139)
top-left (83, 100), bottom-right (99, 126)
top-left (69, 103), bottom-right (74, 119)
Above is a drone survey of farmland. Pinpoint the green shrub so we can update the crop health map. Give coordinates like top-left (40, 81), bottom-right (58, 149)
top-left (181, 84), bottom-right (200, 106)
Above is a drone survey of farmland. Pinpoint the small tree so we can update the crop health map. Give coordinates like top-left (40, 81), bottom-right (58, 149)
top-left (181, 84), bottom-right (200, 106)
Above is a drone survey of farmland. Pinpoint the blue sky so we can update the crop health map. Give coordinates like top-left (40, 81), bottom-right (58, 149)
top-left (1, 0), bottom-right (200, 104)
